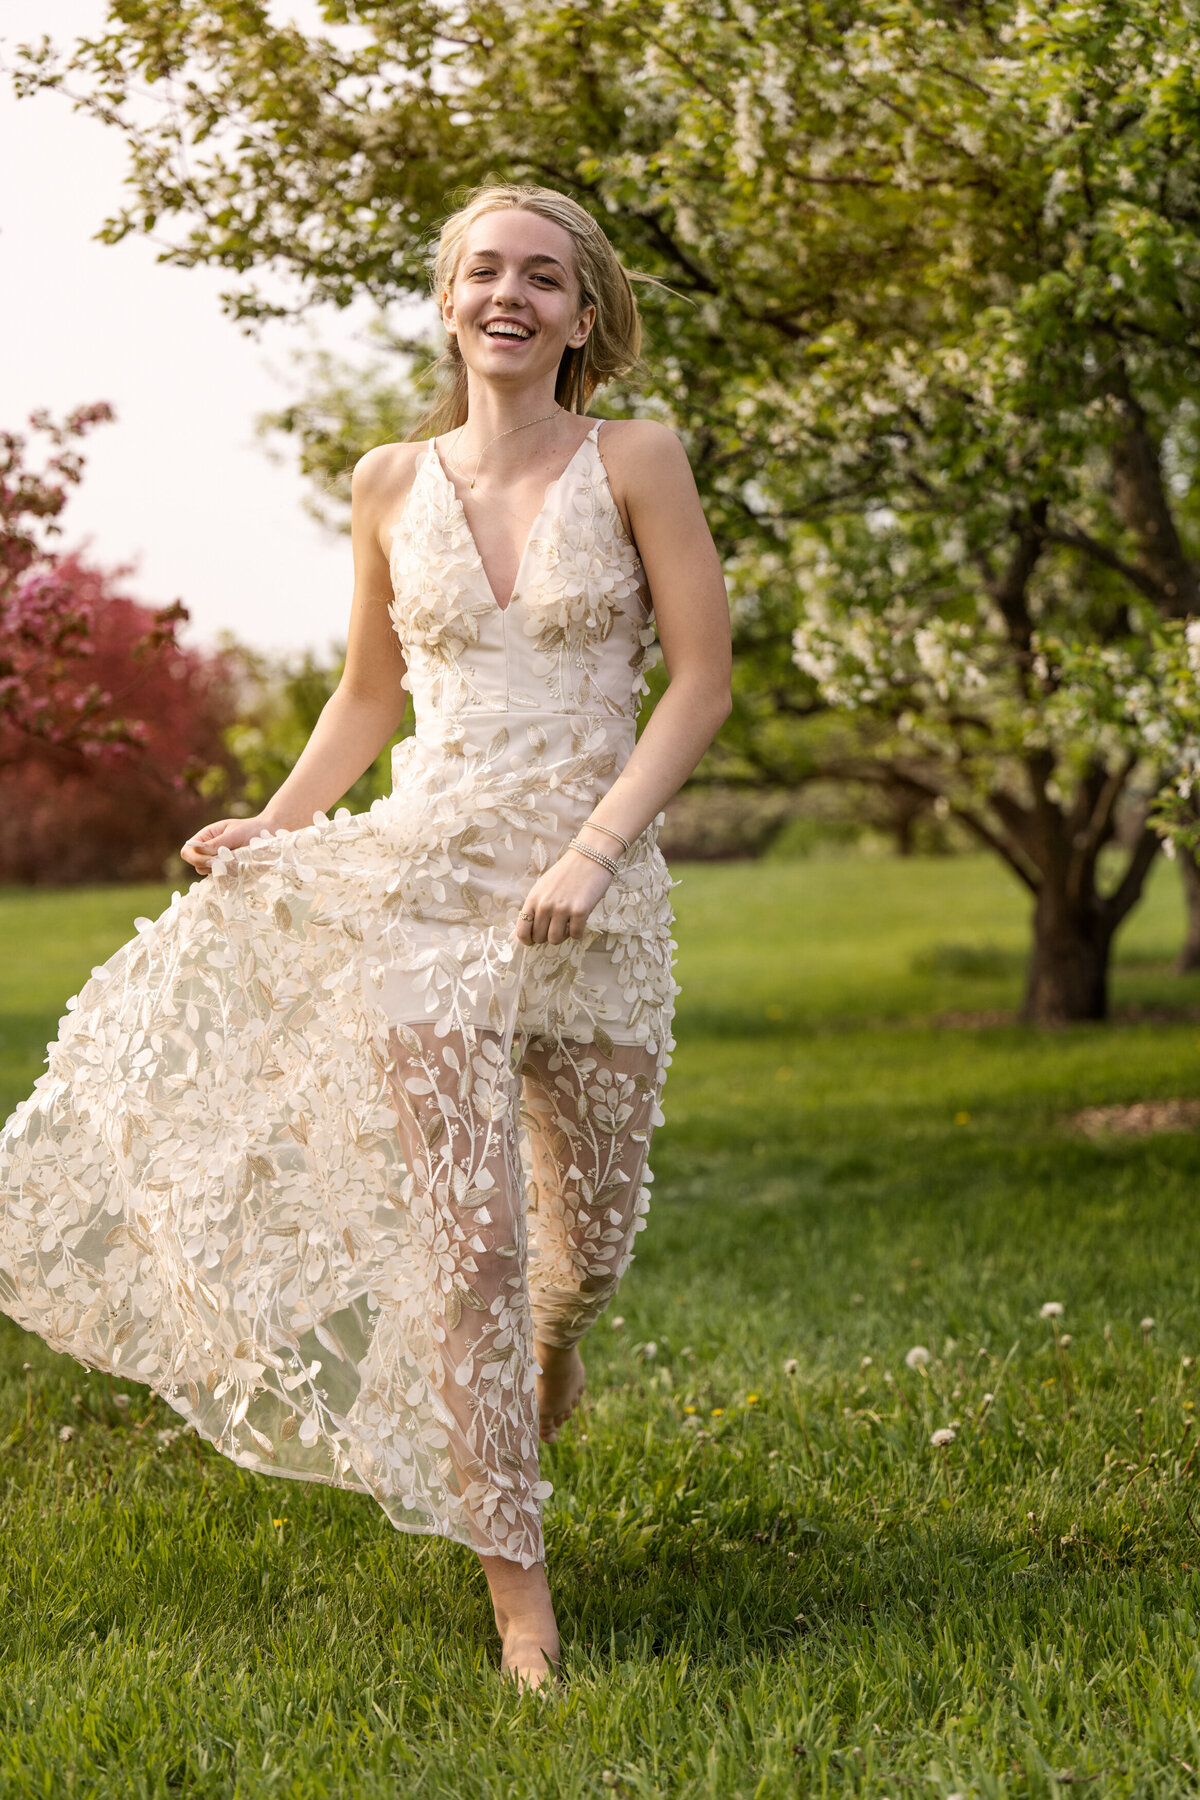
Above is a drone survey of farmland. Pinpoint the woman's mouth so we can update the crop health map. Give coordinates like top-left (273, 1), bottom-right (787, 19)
top-left (482, 321), bottom-right (534, 342)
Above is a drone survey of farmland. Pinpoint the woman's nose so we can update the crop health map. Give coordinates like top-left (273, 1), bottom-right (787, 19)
top-left (488, 276), bottom-right (526, 308)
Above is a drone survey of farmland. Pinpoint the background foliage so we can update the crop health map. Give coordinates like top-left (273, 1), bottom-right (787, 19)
top-left (25, 0), bottom-right (1200, 1013)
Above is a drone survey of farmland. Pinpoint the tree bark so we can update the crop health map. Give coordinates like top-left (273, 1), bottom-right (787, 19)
top-left (1022, 885), bottom-right (1115, 1023)
top-left (1177, 848), bottom-right (1200, 973)
top-left (1020, 823), bottom-right (1161, 1024)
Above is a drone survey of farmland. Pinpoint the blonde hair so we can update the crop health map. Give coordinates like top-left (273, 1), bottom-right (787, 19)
top-left (415, 184), bottom-right (643, 437)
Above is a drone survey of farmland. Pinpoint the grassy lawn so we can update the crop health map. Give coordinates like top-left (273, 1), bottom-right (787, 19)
top-left (2, 854), bottom-right (1200, 1797)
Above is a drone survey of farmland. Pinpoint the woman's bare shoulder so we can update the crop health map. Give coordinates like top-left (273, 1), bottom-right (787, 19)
top-left (352, 441), bottom-right (426, 525)
top-left (353, 438), bottom-right (425, 501)
top-left (595, 418), bottom-right (690, 484)
top-left (594, 418), bottom-right (684, 455)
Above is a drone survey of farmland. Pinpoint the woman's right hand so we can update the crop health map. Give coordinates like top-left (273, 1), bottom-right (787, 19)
top-left (180, 814), bottom-right (285, 877)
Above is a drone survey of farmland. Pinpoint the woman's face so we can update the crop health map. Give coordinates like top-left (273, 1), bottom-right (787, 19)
top-left (443, 209), bottom-right (595, 391)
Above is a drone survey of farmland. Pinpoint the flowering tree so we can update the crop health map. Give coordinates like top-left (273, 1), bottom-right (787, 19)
top-left (19, 1), bottom-right (1200, 1015)
top-left (0, 408), bottom-right (239, 881)
top-left (1, 405), bottom-right (189, 764)
top-left (0, 553), bottom-right (241, 884)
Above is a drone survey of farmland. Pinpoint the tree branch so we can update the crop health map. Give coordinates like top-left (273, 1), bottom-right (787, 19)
top-left (1100, 818), bottom-right (1163, 932)
top-left (1045, 525), bottom-right (1166, 607)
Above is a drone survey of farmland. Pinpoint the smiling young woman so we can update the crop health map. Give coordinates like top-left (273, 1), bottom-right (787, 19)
top-left (0, 184), bottom-right (732, 1694)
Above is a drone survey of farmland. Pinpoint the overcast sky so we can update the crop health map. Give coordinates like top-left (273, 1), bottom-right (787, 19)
top-left (0, 1), bottom-right (390, 657)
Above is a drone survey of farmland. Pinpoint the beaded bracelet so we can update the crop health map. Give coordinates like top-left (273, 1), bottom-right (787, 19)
top-left (567, 837), bottom-right (622, 877)
top-left (580, 819), bottom-right (631, 855)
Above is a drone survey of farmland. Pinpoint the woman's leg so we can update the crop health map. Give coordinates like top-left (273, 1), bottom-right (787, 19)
top-left (384, 1021), bottom-right (558, 1688)
top-left (519, 1033), bottom-right (662, 1439)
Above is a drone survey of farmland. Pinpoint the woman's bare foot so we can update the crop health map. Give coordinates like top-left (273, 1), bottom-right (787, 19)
top-left (478, 1553), bottom-right (561, 1692)
top-left (535, 1340), bottom-right (586, 1443)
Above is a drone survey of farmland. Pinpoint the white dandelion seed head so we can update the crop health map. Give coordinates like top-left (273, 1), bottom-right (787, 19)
top-left (610, 1316), bottom-right (625, 1331)
top-left (58, 1425), bottom-right (73, 1442)
top-left (982, 1392), bottom-right (995, 1405)
top-left (930, 1427), bottom-right (957, 1447)
top-left (113, 1394), bottom-right (131, 1411)
top-left (905, 1345), bottom-right (931, 1368)
top-left (861, 1355), bottom-right (873, 1368)
top-left (1141, 1316), bottom-right (1156, 1333)
top-left (641, 1341), bottom-right (658, 1360)
top-left (1183, 1356), bottom-right (1195, 1370)
top-left (1040, 1302), bottom-right (1064, 1319)
top-left (784, 1358), bottom-right (799, 1376)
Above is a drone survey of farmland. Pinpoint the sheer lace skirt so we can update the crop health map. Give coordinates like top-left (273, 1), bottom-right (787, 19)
top-left (0, 807), bottom-right (677, 1568)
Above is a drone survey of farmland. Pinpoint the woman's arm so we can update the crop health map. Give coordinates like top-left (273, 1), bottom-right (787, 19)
top-left (514, 420), bottom-right (732, 943)
top-left (181, 444), bottom-right (415, 874)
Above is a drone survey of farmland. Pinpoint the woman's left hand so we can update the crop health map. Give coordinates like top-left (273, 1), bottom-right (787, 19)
top-left (512, 849), bottom-right (614, 945)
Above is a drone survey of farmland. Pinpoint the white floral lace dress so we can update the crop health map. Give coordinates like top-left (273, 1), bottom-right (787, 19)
top-left (0, 420), bottom-right (679, 1568)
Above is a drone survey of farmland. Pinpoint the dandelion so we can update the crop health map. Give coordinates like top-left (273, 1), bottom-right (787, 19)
top-left (1040, 1302), bottom-right (1064, 1319)
top-left (113, 1394), bottom-right (131, 1412)
top-left (22, 1362), bottom-right (31, 1373)
top-left (684, 1405), bottom-right (697, 1415)
top-left (1142, 1316), bottom-right (1156, 1338)
top-left (905, 1345), bottom-right (931, 1369)
top-left (784, 1358), bottom-right (799, 1376)
top-left (930, 1426), bottom-right (956, 1504)
top-left (711, 1407), bottom-right (724, 1418)
top-left (982, 1392), bottom-right (995, 1406)
top-left (861, 1356), bottom-right (873, 1368)
top-left (610, 1317), bottom-right (625, 1331)
top-left (640, 1341), bottom-right (658, 1361)
top-left (850, 1292), bottom-right (865, 1306)
top-left (746, 1393), bottom-right (760, 1405)
top-left (1183, 1356), bottom-right (1194, 1370)
top-left (1059, 1334), bottom-right (1072, 1347)
top-left (58, 1425), bottom-right (73, 1443)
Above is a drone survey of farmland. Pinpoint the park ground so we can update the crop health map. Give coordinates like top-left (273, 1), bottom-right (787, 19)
top-left (1, 853), bottom-right (1200, 1798)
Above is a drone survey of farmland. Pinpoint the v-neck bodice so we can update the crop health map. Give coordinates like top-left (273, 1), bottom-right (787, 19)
top-left (429, 422), bottom-right (604, 614)
top-left (387, 418), bottom-right (656, 735)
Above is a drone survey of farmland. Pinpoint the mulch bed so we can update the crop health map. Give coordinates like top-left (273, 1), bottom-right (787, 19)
top-left (1072, 1100), bottom-right (1200, 1138)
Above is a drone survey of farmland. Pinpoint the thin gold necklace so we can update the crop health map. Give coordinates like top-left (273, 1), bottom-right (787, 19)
top-left (445, 407), bottom-right (562, 490)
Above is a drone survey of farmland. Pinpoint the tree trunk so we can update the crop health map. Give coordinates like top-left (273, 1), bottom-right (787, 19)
top-left (1177, 848), bottom-right (1200, 973)
top-left (1022, 885), bottom-right (1114, 1024)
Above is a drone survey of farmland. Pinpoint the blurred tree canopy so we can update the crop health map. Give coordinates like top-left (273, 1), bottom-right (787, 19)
top-left (19, 0), bottom-right (1200, 1017)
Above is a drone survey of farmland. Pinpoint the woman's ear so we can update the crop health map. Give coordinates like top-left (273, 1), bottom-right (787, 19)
top-left (441, 287), bottom-right (457, 336)
top-left (568, 303), bottom-right (597, 348)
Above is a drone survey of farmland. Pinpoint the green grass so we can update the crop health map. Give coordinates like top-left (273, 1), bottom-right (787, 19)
top-left (3, 855), bottom-right (1200, 1797)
